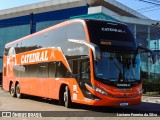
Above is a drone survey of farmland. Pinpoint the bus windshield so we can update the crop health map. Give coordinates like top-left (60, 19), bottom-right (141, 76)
top-left (95, 52), bottom-right (141, 82)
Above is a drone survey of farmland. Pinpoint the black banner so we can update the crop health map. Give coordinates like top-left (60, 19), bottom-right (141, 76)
top-left (0, 111), bottom-right (159, 117)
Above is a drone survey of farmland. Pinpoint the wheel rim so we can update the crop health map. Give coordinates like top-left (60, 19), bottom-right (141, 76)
top-left (16, 85), bottom-right (20, 97)
top-left (64, 87), bottom-right (68, 103)
top-left (10, 84), bottom-right (14, 95)
top-left (16, 84), bottom-right (21, 98)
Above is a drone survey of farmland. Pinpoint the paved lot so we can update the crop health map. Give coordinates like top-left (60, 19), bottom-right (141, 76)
top-left (0, 88), bottom-right (160, 119)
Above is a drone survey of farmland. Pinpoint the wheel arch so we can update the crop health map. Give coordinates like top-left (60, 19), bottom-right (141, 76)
top-left (9, 80), bottom-right (14, 92)
top-left (15, 81), bottom-right (19, 87)
top-left (59, 83), bottom-right (72, 101)
top-left (59, 84), bottom-right (67, 100)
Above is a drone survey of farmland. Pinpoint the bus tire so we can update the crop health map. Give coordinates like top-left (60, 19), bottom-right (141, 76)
top-left (10, 82), bottom-right (16, 97)
top-left (64, 86), bottom-right (72, 108)
top-left (15, 83), bottom-right (23, 98)
top-left (59, 85), bottom-right (65, 106)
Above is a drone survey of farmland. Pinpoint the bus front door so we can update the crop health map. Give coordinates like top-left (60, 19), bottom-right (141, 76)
top-left (77, 58), bottom-right (91, 99)
top-left (72, 58), bottom-right (91, 101)
top-left (78, 58), bottom-right (90, 86)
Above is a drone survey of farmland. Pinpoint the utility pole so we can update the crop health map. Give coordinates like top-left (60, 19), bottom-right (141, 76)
top-left (147, 26), bottom-right (150, 81)
top-left (151, 22), bottom-right (160, 79)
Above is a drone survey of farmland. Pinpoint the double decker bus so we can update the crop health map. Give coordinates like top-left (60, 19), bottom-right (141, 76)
top-left (3, 19), bottom-right (155, 108)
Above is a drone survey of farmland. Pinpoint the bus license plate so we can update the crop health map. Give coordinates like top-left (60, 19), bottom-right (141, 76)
top-left (120, 102), bottom-right (128, 106)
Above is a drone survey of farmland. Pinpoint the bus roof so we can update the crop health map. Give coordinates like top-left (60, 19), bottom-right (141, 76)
top-left (5, 19), bottom-right (127, 47)
top-left (84, 18), bottom-right (127, 26)
top-left (5, 19), bottom-right (85, 47)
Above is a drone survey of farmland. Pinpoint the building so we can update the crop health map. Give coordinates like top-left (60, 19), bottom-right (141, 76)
top-left (0, 0), bottom-right (160, 79)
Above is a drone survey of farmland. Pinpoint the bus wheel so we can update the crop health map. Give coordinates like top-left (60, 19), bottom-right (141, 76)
top-left (64, 86), bottom-right (72, 108)
top-left (10, 83), bottom-right (16, 97)
top-left (16, 84), bottom-right (22, 98)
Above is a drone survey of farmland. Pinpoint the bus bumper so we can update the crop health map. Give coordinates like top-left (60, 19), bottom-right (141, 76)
top-left (90, 94), bottom-right (142, 106)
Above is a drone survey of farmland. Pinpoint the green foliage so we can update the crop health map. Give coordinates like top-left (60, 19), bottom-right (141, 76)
top-left (142, 79), bottom-right (160, 94)
top-left (141, 70), bottom-right (160, 95)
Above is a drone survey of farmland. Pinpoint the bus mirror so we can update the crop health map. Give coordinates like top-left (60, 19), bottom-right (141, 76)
top-left (138, 46), bottom-right (156, 64)
top-left (92, 44), bottom-right (101, 61)
top-left (68, 39), bottom-right (101, 61)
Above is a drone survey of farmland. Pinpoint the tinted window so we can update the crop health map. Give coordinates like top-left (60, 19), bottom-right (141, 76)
top-left (72, 60), bottom-right (78, 74)
top-left (80, 60), bottom-right (90, 79)
top-left (38, 63), bottom-right (48, 78)
top-left (49, 62), bottom-right (56, 78)
top-left (87, 21), bottom-right (134, 42)
top-left (86, 20), bottom-right (136, 52)
top-left (67, 23), bottom-right (86, 40)
top-left (5, 22), bottom-right (89, 58)
top-left (56, 62), bottom-right (68, 78)
top-left (13, 65), bottom-right (26, 77)
top-left (66, 23), bottom-right (89, 57)
top-left (27, 64), bottom-right (38, 77)
top-left (13, 61), bottom-right (70, 78)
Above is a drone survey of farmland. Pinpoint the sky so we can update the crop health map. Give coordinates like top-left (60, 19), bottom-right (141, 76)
top-left (0, 0), bottom-right (159, 21)
top-left (116, 0), bottom-right (160, 21)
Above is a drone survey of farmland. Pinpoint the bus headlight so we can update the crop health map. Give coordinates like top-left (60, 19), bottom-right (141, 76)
top-left (93, 85), bottom-right (108, 95)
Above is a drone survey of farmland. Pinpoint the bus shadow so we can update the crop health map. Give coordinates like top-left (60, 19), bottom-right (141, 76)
top-left (22, 95), bottom-right (160, 114)
top-left (71, 102), bottom-right (160, 114)
top-left (22, 95), bottom-right (60, 105)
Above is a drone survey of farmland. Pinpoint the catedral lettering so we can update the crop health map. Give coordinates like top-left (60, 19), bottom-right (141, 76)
top-left (21, 51), bottom-right (48, 64)
top-left (3, 19), bottom-right (156, 108)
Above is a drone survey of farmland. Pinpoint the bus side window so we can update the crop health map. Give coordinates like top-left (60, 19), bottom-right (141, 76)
top-left (48, 62), bottom-right (56, 78)
top-left (80, 60), bottom-right (90, 79)
top-left (56, 62), bottom-right (68, 78)
top-left (38, 63), bottom-right (48, 78)
top-left (72, 60), bottom-right (78, 75)
top-left (26, 64), bottom-right (38, 78)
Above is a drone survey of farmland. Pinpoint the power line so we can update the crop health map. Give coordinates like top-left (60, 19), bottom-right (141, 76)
top-left (116, 0), bottom-right (160, 18)
top-left (136, 0), bottom-right (160, 6)
top-left (147, 0), bottom-right (160, 3)
top-left (136, 5), bottom-right (160, 11)
top-left (140, 7), bottom-right (160, 13)
top-left (115, 0), bottom-right (159, 18)
top-left (135, 0), bottom-right (160, 13)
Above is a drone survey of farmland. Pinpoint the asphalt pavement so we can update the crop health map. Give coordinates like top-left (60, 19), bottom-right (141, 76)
top-left (0, 88), bottom-right (160, 120)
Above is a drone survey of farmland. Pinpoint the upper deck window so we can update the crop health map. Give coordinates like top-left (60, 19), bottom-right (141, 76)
top-left (86, 20), bottom-right (136, 52)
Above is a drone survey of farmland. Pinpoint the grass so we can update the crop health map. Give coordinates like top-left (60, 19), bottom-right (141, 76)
top-left (146, 92), bottom-right (159, 95)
